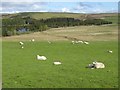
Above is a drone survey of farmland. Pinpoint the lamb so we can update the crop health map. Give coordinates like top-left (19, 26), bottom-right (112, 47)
top-left (37, 55), bottom-right (47, 60)
top-left (53, 61), bottom-right (62, 65)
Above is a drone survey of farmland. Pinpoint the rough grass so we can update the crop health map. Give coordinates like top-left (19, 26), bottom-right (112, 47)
top-left (2, 41), bottom-right (118, 88)
top-left (29, 12), bottom-right (82, 20)
top-left (104, 16), bottom-right (118, 25)
top-left (2, 25), bottom-right (118, 41)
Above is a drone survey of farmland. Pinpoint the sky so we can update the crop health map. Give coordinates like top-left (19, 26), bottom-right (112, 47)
top-left (0, 1), bottom-right (119, 14)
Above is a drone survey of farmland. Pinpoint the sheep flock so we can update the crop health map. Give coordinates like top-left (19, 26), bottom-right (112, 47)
top-left (18, 39), bottom-right (113, 68)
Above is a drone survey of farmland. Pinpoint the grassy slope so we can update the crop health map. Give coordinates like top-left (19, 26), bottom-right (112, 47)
top-left (29, 12), bottom-right (82, 19)
top-left (2, 25), bottom-right (118, 41)
top-left (2, 41), bottom-right (118, 88)
top-left (2, 12), bottom-right (82, 19)
top-left (2, 12), bottom-right (118, 24)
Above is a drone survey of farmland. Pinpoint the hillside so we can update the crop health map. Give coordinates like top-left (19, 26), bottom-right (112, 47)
top-left (1, 12), bottom-right (118, 38)
top-left (2, 25), bottom-right (118, 41)
top-left (2, 12), bottom-right (118, 24)
top-left (2, 12), bottom-right (82, 19)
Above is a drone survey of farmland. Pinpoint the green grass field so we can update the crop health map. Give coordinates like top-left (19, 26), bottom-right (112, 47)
top-left (2, 41), bottom-right (118, 88)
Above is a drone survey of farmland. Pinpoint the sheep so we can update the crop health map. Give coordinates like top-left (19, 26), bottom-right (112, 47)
top-left (21, 46), bottom-right (24, 49)
top-left (19, 41), bottom-right (24, 45)
top-left (92, 61), bottom-right (105, 69)
top-left (108, 50), bottom-right (113, 53)
top-left (32, 39), bottom-right (35, 42)
top-left (53, 61), bottom-right (62, 65)
top-left (78, 40), bottom-right (84, 43)
top-left (87, 61), bottom-right (105, 69)
top-left (84, 41), bottom-right (89, 45)
top-left (72, 40), bottom-right (85, 44)
top-left (71, 41), bottom-right (75, 44)
top-left (72, 40), bottom-right (83, 44)
top-left (37, 55), bottom-right (47, 60)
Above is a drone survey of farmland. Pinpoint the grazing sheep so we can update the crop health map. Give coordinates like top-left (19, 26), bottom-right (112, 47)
top-left (72, 41), bottom-right (75, 44)
top-left (53, 61), bottom-right (62, 65)
top-left (37, 55), bottom-right (47, 60)
top-left (21, 46), bottom-right (24, 49)
top-left (19, 41), bottom-right (24, 45)
top-left (78, 40), bottom-right (84, 43)
top-left (87, 61), bottom-right (105, 69)
top-left (84, 41), bottom-right (89, 45)
top-left (72, 40), bottom-right (84, 44)
top-left (108, 50), bottom-right (113, 53)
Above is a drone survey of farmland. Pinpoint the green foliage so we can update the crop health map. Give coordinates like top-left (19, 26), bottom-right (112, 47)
top-left (104, 16), bottom-right (118, 24)
top-left (2, 16), bottom-right (113, 36)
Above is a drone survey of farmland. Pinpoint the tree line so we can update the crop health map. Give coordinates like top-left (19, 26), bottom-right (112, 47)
top-left (2, 17), bottom-right (112, 36)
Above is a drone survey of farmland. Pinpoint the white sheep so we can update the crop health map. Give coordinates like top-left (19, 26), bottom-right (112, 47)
top-left (92, 61), bottom-right (105, 69)
top-left (72, 41), bottom-right (75, 44)
top-left (108, 50), bottom-right (113, 53)
top-left (53, 61), bottom-right (62, 65)
top-left (21, 46), bottom-right (24, 49)
top-left (32, 39), bottom-right (35, 42)
top-left (84, 41), bottom-right (89, 45)
top-left (19, 41), bottom-right (24, 45)
top-left (87, 61), bottom-right (105, 69)
top-left (72, 41), bottom-right (81, 44)
top-left (37, 55), bottom-right (47, 60)
top-left (78, 40), bottom-right (84, 43)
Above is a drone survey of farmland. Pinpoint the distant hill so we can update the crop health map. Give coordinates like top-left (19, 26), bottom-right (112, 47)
top-left (1, 12), bottom-right (118, 37)
top-left (2, 12), bottom-right (118, 25)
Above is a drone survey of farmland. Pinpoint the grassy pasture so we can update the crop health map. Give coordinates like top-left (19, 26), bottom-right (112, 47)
top-left (29, 12), bottom-right (82, 20)
top-left (2, 41), bottom-right (118, 88)
top-left (2, 20), bottom-right (118, 88)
